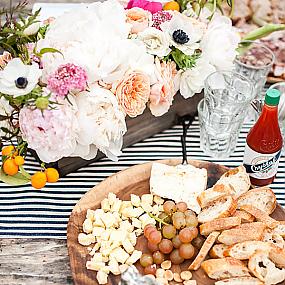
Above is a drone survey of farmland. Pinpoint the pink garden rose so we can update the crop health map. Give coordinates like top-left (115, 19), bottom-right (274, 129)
top-left (0, 52), bottom-right (12, 69)
top-left (113, 70), bottom-right (150, 117)
top-left (126, 7), bottom-right (152, 34)
top-left (127, 0), bottom-right (162, 14)
top-left (149, 58), bottom-right (178, 116)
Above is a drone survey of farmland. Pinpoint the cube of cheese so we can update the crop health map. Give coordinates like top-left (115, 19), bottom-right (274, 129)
top-left (101, 266), bottom-right (110, 274)
top-left (132, 207), bottom-right (144, 218)
top-left (139, 213), bottom-right (156, 228)
top-left (83, 218), bottom-right (93, 234)
top-left (108, 192), bottom-right (117, 206)
top-left (128, 232), bottom-right (137, 246)
top-left (151, 204), bottom-right (161, 216)
top-left (122, 238), bottom-right (135, 254)
top-left (134, 229), bottom-right (143, 236)
top-left (86, 260), bottom-right (105, 271)
top-left (101, 198), bottom-right (111, 212)
top-left (93, 217), bottom-right (105, 228)
top-left (92, 227), bottom-right (105, 237)
top-left (153, 195), bottom-right (164, 205)
top-left (102, 212), bottom-right (116, 228)
top-left (102, 256), bottom-right (109, 263)
top-left (120, 220), bottom-right (134, 233)
top-left (126, 250), bottom-right (142, 265)
top-left (141, 202), bottom-right (153, 213)
top-left (91, 252), bottom-right (103, 263)
top-left (78, 233), bottom-right (95, 246)
top-left (130, 194), bottom-right (141, 207)
top-left (120, 201), bottom-right (132, 214)
top-left (94, 209), bottom-right (105, 217)
top-left (108, 259), bottom-right (120, 275)
top-left (101, 229), bottom-right (111, 241)
top-left (110, 247), bottom-right (130, 264)
top-left (131, 218), bottom-right (142, 229)
top-left (86, 209), bottom-right (95, 220)
top-left (89, 243), bottom-right (100, 256)
top-left (97, 270), bottom-right (108, 285)
top-left (110, 240), bottom-right (121, 250)
top-left (109, 229), bottom-right (127, 244)
top-left (111, 199), bottom-right (122, 213)
top-left (119, 264), bottom-right (129, 274)
top-left (141, 194), bottom-right (153, 205)
top-left (121, 207), bottom-right (134, 219)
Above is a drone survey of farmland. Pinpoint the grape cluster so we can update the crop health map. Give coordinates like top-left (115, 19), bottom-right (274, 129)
top-left (140, 201), bottom-right (202, 274)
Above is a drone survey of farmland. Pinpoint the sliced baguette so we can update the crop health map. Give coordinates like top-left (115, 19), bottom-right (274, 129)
top-left (248, 250), bottom-right (285, 285)
top-left (201, 257), bottom-right (251, 280)
top-left (262, 228), bottom-right (285, 249)
top-left (215, 277), bottom-right (264, 285)
top-left (188, 231), bottom-right (220, 270)
top-left (269, 245), bottom-right (285, 268)
top-left (198, 195), bottom-right (237, 224)
top-left (215, 165), bottom-right (250, 199)
top-left (218, 222), bottom-right (267, 245)
top-left (273, 221), bottom-right (285, 237)
top-left (232, 210), bottom-right (255, 223)
top-left (209, 244), bottom-right (229, 258)
top-left (224, 241), bottom-right (272, 260)
top-left (197, 184), bottom-right (234, 208)
top-left (200, 217), bottom-right (241, 236)
top-left (240, 205), bottom-right (278, 229)
top-left (237, 187), bottom-right (276, 214)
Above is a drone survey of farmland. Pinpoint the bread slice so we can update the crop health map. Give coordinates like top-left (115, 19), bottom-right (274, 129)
top-left (237, 187), bottom-right (276, 215)
top-left (273, 221), bottom-right (285, 237)
top-left (262, 228), bottom-right (285, 249)
top-left (197, 195), bottom-right (237, 224)
top-left (218, 222), bottom-right (267, 245)
top-left (200, 217), bottom-right (241, 236)
top-left (188, 231), bottom-right (220, 270)
top-left (215, 277), bottom-right (264, 285)
top-left (248, 250), bottom-right (285, 284)
top-left (224, 241), bottom-right (271, 260)
top-left (215, 165), bottom-right (250, 199)
top-left (232, 210), bottom-right (255, 223)
top-left (197, 184), bottom-right (234, 208)
top-left (209, 244), bottom-right (229, 258)
top-left (269, 245), bottom-right (285, 268)
top-left (201, 257), bottom-right (251, 280)
top-left (240, 205), bottom-right (278, 229)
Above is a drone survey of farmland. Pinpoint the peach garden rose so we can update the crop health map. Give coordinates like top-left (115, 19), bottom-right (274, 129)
top-left (126, 7), bottom-right (152, 34)
top-left (113, 70), bottom-right (151, 117)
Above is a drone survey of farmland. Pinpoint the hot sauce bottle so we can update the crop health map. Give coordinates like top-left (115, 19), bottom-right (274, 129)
top-left (243, 89), bottom-right (283, 186)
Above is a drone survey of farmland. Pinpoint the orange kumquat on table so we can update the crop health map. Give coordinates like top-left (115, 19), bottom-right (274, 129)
top-left (31, 172), bottom-right (47, 189)
top-left (163, 1), bottom-right (180, 11)
top-left (3, 158), bottom-right (19, 176)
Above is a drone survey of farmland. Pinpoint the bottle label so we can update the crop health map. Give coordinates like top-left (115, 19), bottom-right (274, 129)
top-left (243, 144), bottom-right (282, 179)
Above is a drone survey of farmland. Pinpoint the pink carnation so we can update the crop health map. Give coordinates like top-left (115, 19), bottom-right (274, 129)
top-left (127, 0), bottom-right (162, 14)
top-left (47, 63), bottom-right (88, 97)
top-left (152, 11), bottom-right (172, 30)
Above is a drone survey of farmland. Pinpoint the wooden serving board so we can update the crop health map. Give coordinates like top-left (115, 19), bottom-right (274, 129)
top-left (67, 159), bottom-right (285, 285)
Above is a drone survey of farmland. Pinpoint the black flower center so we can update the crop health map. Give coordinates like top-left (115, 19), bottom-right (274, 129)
top-left (15, 77), bottom-right (28, 89)
top-left (172, 29), bottom-right (189, 44)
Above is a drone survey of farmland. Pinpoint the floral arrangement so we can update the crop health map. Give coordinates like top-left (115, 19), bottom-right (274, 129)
top-left (0, 0), bottom-right (283, 188)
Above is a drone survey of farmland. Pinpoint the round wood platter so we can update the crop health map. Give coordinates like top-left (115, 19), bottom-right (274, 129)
top-left (67, 159), bottom-right (285, 285)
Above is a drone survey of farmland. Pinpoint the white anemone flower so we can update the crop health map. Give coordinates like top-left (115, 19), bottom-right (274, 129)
top-left (160, 11), bottom-right (205, 56)
top-left (0, 58), bottom-right (41, 97)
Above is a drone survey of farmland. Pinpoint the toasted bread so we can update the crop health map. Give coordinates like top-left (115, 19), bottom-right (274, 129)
top-left (218, 222), bottom-right (267, 245)
top-left (200, 217), bottom-right (241, 236)
top-left (269, 245), bottom-right (285, 268)
top-left (232, 210), bottom-right (255, 223)
top-left (197, 184), bottom-right (234, 208)
top-left (240, 205), bottom-right (278, 229)
top-left (215, 277), bottom-right (264, 285)
top-left (237, 187), bottom-right (276, 214)
top-left (248, 250), bottom-right (285, 284)
top-left (262, 228), bottom-right (285, 249)
top-left (224, 241), bottom-right (271, 260)
top-left (209, 244), bottom-right (229, 258)
top-left (215, 165), bottom-right (250, 199)
top-left (198, 195), bottom-right (237, 224)
top-left (273, 221), bottom-right (285, 237)
top-left (189, 231), bottom-right (220, 270)
top-left (201, 257), bottom-right (251, 280)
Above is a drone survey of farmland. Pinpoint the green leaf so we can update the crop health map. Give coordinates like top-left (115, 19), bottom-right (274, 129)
top-left (167, 48), bottom-right (200, 70)
top-left (242, 24), bottom-right (285, 41)
top-left (19, 165), bottom-right (31, 179)
top-left (37, 47), bottom-right (63, 58)
top-left (0, 169), bottom-right (30, 186)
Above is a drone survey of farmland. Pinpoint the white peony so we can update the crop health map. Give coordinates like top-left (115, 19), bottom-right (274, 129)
top-left (160, 11), bottom-right (205, 56)
top-left (201, 13), bottom-right (240, 70)
top-left (179, 57), bottom-right (215, 99)
top-left (71, 86), bottom-right (127, 161)
top-left (0, 58), bottom-right (41, 97)
top-left (0, 97), bottom-right (13, 137)
top-left (138, 27), bottom-right (171, 57)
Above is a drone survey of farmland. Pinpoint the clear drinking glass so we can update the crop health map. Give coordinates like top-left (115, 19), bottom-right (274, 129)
top-left (234, 41), bottom-right (275, 100)
top-left (198, 71), bottom-right (254, 158)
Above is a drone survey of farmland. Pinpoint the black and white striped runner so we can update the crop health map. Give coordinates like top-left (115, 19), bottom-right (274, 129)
top-left (0, 118), bottom-right (284, 239)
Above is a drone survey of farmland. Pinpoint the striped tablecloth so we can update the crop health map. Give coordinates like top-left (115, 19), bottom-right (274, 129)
top-left (0, 117), bottom-right (284, 239)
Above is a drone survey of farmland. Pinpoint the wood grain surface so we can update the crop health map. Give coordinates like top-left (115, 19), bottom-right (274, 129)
top-left (67, 159), bottom-right (285, 285)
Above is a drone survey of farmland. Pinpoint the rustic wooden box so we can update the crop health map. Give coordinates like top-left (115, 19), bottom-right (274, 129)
top-left (31, 93), bottom-right (203, 176)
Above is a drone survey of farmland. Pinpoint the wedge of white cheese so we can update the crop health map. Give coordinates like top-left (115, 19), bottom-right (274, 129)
top-left (150, 162), bottom-right (207, 214)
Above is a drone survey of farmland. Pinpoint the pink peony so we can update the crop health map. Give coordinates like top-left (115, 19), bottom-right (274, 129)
top-left (126, 7), bottom-right (152, 34)
top-left (113, 70), bottom-right (150, 117)
top-left (149, 58), bottom-right (178, 116)
top-left (47, 63), bottom-right (88, 97)
top-left (127, 0), bottom-right (162, 14)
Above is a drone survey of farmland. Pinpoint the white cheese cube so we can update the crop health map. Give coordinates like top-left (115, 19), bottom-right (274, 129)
top-left (141, 194), bottom-right (153, 205)
top-left (78, 233), bottom-right (95, 246)
top-left (94, 209), bottom-right (105, 217)
top-left (130, 194), bottom-right (141, 207)
top-left (91, 252), bottom-right (103, 263)
top-left (109, 229), bottom-right (127, 244)
top-left (119, 201), bottom-right (132, 214)
top-left (141, 202), bottom-right (153, 213)
top-left (119, 264), bottom-right (129, 274)
top-left (89, 243), bottom-right (100, 256)
top-left (93, 217), bottom-right (105, 228)
top-left (153, 195), bottom-right (164, 205)
top-left (132, 207), bottom-right (144, 218)
top-left (111, 199), bottom-right (122, 213)
top-left (128, 232), bottom-right (137, 246)
top-left (108, 192), bottom-right (117, 206)
top-left (101, 229), bottom-right (111, 241)
top-left (126, 250), bottom-right (142, 265)
top-left (83, 218), bottom-right (93, 234)
top-left (108, 259), bottom-right (120, 275)
top-left (122, 239), bottom-right (135, 254)
top-left (102, 256), bottom-right (109, 263)
top-left (92, 227), bottom-right (105, 237)
top-left (101, 198), bottom-right (111, 212)
top-left (121, 207), bottom-right (135, 219)
top-left (134, 229), bottom-right (143, 236)
top-left (86, 260), bottom-right (105, 271)
top-left (131, 218), bottom-right (142, 229)
top-left (86, 209), bottom-right (95, 220)
top-left (110, 247), bottom-right (130, 264)
top-left (151, 204), bottom-right (161, 216)
top-left (110, 240), bottom-right (121, 249)
top-left (139, 213), bottom-right (156, 228)
top-left (97, 270), bottom-right (108, 285)
top-left (120, 220), bottom-right (134, 233)
top-left (101, 266), bottom-right (110, 274)
top-left (102, 212), bottom-right (116, 228)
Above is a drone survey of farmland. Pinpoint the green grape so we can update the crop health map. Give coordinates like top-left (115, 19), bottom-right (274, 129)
top-left (152, 251), bottom-right (165, 264)
top-left (184, 209), bottom-right (196, 217)
top-left (140, 254), bottom-right (153, 267)
top-left (176, 202), bottom-right (188, 212)
top-left (144, 264), bottom-right (157, 275)
top-left (192, 236), bottom-right (206, 250)
top-left (178, 227), bottom-right (198, 243)
top-left (179, 243), bottom-right (195, 259)
top-left (185, 215), bottom-right (198, 227)
top-left (158, 239), bottom-right (173, 254)
top-left (148, 240), bottom-right (159, 252)
top-left (163, 201), bottom-right (177, 215)
top-left (149, 230), bottom-right (162, 245)
top-left (158, 212), bottom-right (172, 224)
top-left (172, 235), bottom-right (182, 249)
top-left (172, 212), bottom-right (186, 230)
top-left (170, 249), bottom-right (184, 265)
top-left (162, 225), bottom-right (176, 239)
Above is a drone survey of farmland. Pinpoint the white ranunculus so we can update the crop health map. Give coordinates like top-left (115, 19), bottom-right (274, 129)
top-left (71, 86), bottom-right (127, 161)
top-left (201, 13), bottom-right (240, 70)
top-left (0, 58), bottom-right (41, 97)
top-left (0, 97), bottom-right (13, 137)
top-left (138, 27), bottom-right (171, 57)
top-left (160, 11), bottom-right (205, 56)
top-left (23, 22), bottom-right (41, 36)
top-left (179, 57), bottom-right (215, 99)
